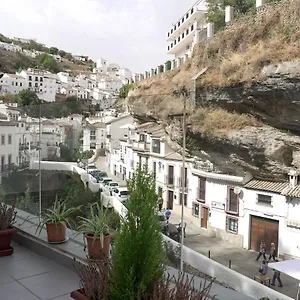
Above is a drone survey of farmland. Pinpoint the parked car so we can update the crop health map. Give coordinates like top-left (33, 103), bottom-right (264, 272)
top-left (100, 177), bottom-right (113, 190)
top-left (105, 181), bottom-right (119, 194)
top-left (87, 165), bottom-right (98, 172)
top-left (158, 211), bottom-right (168, 234)
top-left (112, 187), bottom-right (128, 202)
top-left (89, 170), bottom-right (108, 182)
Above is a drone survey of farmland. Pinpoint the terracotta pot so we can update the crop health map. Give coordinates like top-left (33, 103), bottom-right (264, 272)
top-left (46, 222), bottom-right (67, 243)
top-left (70, 289), bottom-right (89, 300)
top-left (0, 227), bottom-right (17, 251)
top-left (85, 233), bottom-right (110, 259)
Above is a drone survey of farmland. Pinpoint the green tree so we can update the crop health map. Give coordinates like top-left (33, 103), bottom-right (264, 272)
top-left (36, 53), bottom-right (60, 73)
top-left (17, 185), bottom-right (38, 215)
top-left (119, 83), bottom-right (134, 99)
top-left (65, 53), bottom-right (73, 61)
top-left (110, 166), bottom-right (165, 300)
top-left (49, 47), bottom-right (59, 55)
top-left (58, 49), bottom-right (66, 57)
top-left (18, 89), bottom-right (40, 106)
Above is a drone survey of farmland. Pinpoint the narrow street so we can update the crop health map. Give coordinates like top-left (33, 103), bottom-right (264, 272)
top-left (95, 156), bottom-right (298, 299)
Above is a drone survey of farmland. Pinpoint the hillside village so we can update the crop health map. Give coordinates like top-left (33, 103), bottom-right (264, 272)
top-left (1, 0), bottom-right (300, 299)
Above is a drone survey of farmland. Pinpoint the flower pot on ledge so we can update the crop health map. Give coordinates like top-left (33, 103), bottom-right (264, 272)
top-left (70, 289), bottom-right (89, 300)
top-left (46, 222), bottom-right (67, 243)
top-left (0, 227), bottom-right (17, 257)
top-left (85, 233), bottom-right (110, 259)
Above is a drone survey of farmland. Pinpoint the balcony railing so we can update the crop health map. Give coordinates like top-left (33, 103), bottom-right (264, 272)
top-left (164, 175), bottom-right (175, 186)
top-left (178, 177), bottom-right (189, 189)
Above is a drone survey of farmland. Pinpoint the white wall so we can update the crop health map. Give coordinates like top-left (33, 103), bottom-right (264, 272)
top-left (0, 123), bottom-right (18, 168)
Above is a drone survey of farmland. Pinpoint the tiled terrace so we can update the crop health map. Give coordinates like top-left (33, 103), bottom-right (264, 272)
top-left (0, 242), bottom-right (79, 300)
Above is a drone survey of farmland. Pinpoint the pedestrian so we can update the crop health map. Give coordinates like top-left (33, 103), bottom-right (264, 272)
top-left (158, 196), bottom-right (163, 211)
top-left (268, 242), bottom-right (276, 262)
top-left (178, 220), bottom-right (187, 238)
top-left (165, 208), bottom-right (171, 221)
top-left (256, 240), bottom-right (267, 261)
top-left (271, 260), bottom-right (283, 287)
top-left (258, 260), bottom-right (268, 283)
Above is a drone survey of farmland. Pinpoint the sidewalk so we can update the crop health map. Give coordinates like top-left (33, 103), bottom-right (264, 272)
top-left (169, 208), bottom-right (299, 299)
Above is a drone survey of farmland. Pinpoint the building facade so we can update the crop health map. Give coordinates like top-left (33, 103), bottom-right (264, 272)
top-left (166, 0), bottom-right (207, 59)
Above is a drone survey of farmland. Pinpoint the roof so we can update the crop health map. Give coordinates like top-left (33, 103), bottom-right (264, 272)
top-left (54, 120), bottom-right (72, 127)
top-left (90, 122), bottom-right (106, 128)
top-left (105, 114), bottom-right (132, 124)
top-left (281, 185), bottom-right (300, 198)
top-left (0, 121), bottom-right (16, 126)
top-left (0, 112), bottom-right (8, 120)
top-left (244, 180), bottom-right (289, 194)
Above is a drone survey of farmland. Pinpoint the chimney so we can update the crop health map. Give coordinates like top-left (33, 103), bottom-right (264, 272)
top-left (288, 170), bottom-right (298, 187)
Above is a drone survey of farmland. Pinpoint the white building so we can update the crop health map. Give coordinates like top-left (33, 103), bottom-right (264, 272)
top-left (19, 69), bottom-right (57, 102)
top-left (82, 122), bottom-right (106, 154)
top-left (0, 74), bottom-right (26, 96)
top-left (116, 68), bottom-right (132, 84)
top-left (94, 58), bottom-right (108, 73)
top-left (0, 121), bottom-right (19, 175)
top-left (0, 42), bottom-right (22, 52)
top-left (0, 102), bottom-right (21, 122)
top-left (98, 78), bottom-right (122, 93)
top-left (166, 0), bottom-right (207, 60)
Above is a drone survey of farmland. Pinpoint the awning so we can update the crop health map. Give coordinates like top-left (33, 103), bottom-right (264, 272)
top-left (268, 259), bottom-right (300, 299)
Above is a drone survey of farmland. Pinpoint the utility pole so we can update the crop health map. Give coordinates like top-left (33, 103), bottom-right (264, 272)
top-left (38, 104), bottom-right (42, 220)
top-left (180, 88), bottom-right (188, 273)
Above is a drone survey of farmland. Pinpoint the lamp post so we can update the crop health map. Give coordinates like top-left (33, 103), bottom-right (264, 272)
top-left (180, 89), bottom-right (188, 273)
top-left (38, 104), bottom-right (42, 220)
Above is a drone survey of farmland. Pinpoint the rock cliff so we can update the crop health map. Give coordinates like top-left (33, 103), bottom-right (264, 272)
top-left (124, 0), bottom-right (300, 180)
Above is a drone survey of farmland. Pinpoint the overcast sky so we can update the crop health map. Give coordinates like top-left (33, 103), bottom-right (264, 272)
top-left (0, 0), bottom-right (196, 73)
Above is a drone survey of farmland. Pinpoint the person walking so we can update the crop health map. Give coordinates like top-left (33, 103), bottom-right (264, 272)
top-left (268, 242), bottom-right (276, 262)
top-left (178, 220), bottom-right (187, 238)
top-left (271, 260), bottom-right (283, 287)
top-left (164, 208), bottom-right (171, 221)
top-left (158, 196), bottom-right (163, 211)
top-left (258, 260), bottom-right (268, 283)
top-left (256, 240), bottom-right (267, 261)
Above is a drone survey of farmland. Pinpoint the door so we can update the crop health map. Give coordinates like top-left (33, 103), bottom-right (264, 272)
top-left (167, 190), bottom-right (174, 209)
top-left (153, 162), bottom-right (156, 178)
top-left (250, 216), bottom-right (279, 254)
top-left (201, 206), bottom-right (209, 229)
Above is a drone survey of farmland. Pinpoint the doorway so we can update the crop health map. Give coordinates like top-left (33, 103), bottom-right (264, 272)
top-left (201, 206), bottom-right (209, 229)
top-left (167, 190), bottom-right (174, 209)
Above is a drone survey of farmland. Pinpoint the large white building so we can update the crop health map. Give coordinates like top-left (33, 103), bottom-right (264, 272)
top-left (19, 69), bottom-right (57, 102)
top-left (166, 0), bottom-right (207, 60)
top-left (0, 74), bottom-right (26, 96)
top-left (108, 121), bottom-right (300, 259)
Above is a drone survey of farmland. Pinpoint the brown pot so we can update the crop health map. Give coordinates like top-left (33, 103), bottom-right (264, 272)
top-left (0, 227), bottom-right (17, 251)
top-left (46, 222), bottom-right (67, 243)
top-left (85, 233), bottom-right (110, 259)
top-left (70, 289), bottom-right (89, 300)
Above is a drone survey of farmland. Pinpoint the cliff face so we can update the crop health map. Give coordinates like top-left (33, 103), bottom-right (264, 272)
top-left (125, 0), bottom-right (300, 180)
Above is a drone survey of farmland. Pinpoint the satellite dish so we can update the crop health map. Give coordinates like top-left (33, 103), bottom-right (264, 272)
top-left (234, 187), bottom-right (241, 195)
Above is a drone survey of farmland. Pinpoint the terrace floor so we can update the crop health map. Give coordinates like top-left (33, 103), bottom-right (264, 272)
top-left (0, 241), bottom-right (79, 300)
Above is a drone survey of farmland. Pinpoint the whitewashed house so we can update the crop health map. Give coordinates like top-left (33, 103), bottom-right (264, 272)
top-left (0, 121), bottom-right (18, 175)
top-left (82, 122), bottom-right (106, 154)
top-left (0, 102), bottom-right (21, 122)
top-left (0, 42), bottom-right (22, 52)
top-left (0, 74), bottom-right (26, 96)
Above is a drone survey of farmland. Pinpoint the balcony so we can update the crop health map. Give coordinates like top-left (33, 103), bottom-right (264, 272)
top-left (164, 175), bottom-right (175, 187)
top-left (178, 177), bottom-right (189, 192)
top-left (19, 144), bottom-right (29, 150)
top-left (166, 2), bottom-right (206, 41)
top-left (132, 141), bottom-right (150, 152)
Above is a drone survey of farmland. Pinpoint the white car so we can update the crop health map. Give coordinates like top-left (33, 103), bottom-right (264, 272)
top-left (105, 181), bottom-right (119, 193)
top-left (100, 177), bottom-right (113, 190)
top-left (113, 187), bottom-right (128, 202)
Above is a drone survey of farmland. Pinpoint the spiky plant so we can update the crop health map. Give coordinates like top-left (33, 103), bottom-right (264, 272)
top-left (0, 202), bottom-right (17, 230)
top-left (77, 202), bottom-right (110, 246)
top-left (36, 196), bottom-right (81, 235)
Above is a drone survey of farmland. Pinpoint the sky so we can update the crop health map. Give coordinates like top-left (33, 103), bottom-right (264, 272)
top-left (0, 0), bottom-right (196, 73)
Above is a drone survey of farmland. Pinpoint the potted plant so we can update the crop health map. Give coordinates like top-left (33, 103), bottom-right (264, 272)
top-left (0, 202), bottom-right (17, 256)
top-left (37, 197), bottom-right (80, 243)
top-left (78, 202), bottom-right (111, 259)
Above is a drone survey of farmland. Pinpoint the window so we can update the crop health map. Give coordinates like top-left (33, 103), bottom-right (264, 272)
top-left (29, 76), bottom-right (32, 81)
top-left (29, 82), bottom-right (32, 87)
top-left (182, 17), bottom-right (184, 23)
top-left (226, 216), bottom-right (238, 234)
top-left (180, 167), bottom-right (188, 187)
top-left (1, 135), bottom-right (5, 145)
top-left (257, 194), bottom-right (272, 205)
top-left (186, 13), bottom-right (189, 19)
top-left (40, 83), bottom-right (43, 86)
top-left (191, 24), bottom-right (194, 31)
top-left (8, 154), bottom-right (12, 167)
top-left (90, 130), bottom-right (96, 136)
top-left (139, 134), bottom-right (145, 142)
top-left (40, 77), bottom-right (43, 82)
top-left (20, 82), bottom-right (23, 87)
top-left (192, 202), bottom-right (200, 218)
top-left (182, 33), bottom-right (185, 38)
top-left (35, 82), bottom-right (38, 87)
top-left (35, 77), bottom-right (38, 81)
top-left (90, 143), bottom-right (96, 149)
top-left (8, 135), bottom-right (12, 145)
top-left (186, 29), bottom-right (189, 35)
top-left (152, 139), bottom-right (161, 154)
top-left (191, 8), bottom-right (194, 14)
top-left (198, 177), bottom-right (206, 202)
top-left (12, 82), bottom-right (14, 86)
top-left (16, 82), bottom-right (18, 86)
top-left (1, 156), bottom-right (4, 171)
top-left (171, 29), bottom-right (173, 34)
top-left (226, 187), bottom-right (239, 214)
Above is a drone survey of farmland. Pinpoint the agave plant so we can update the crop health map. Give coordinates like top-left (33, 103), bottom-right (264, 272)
top-left (0, 202), bottom-right (17, 231)
top-left (36, 197), bottom-right (81, 235)
top-left (77, 202), bottom-right (110, 244)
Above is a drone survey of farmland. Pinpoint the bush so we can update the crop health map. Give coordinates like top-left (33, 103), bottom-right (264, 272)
top-left (110, 166), bottom-right (165, 299)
